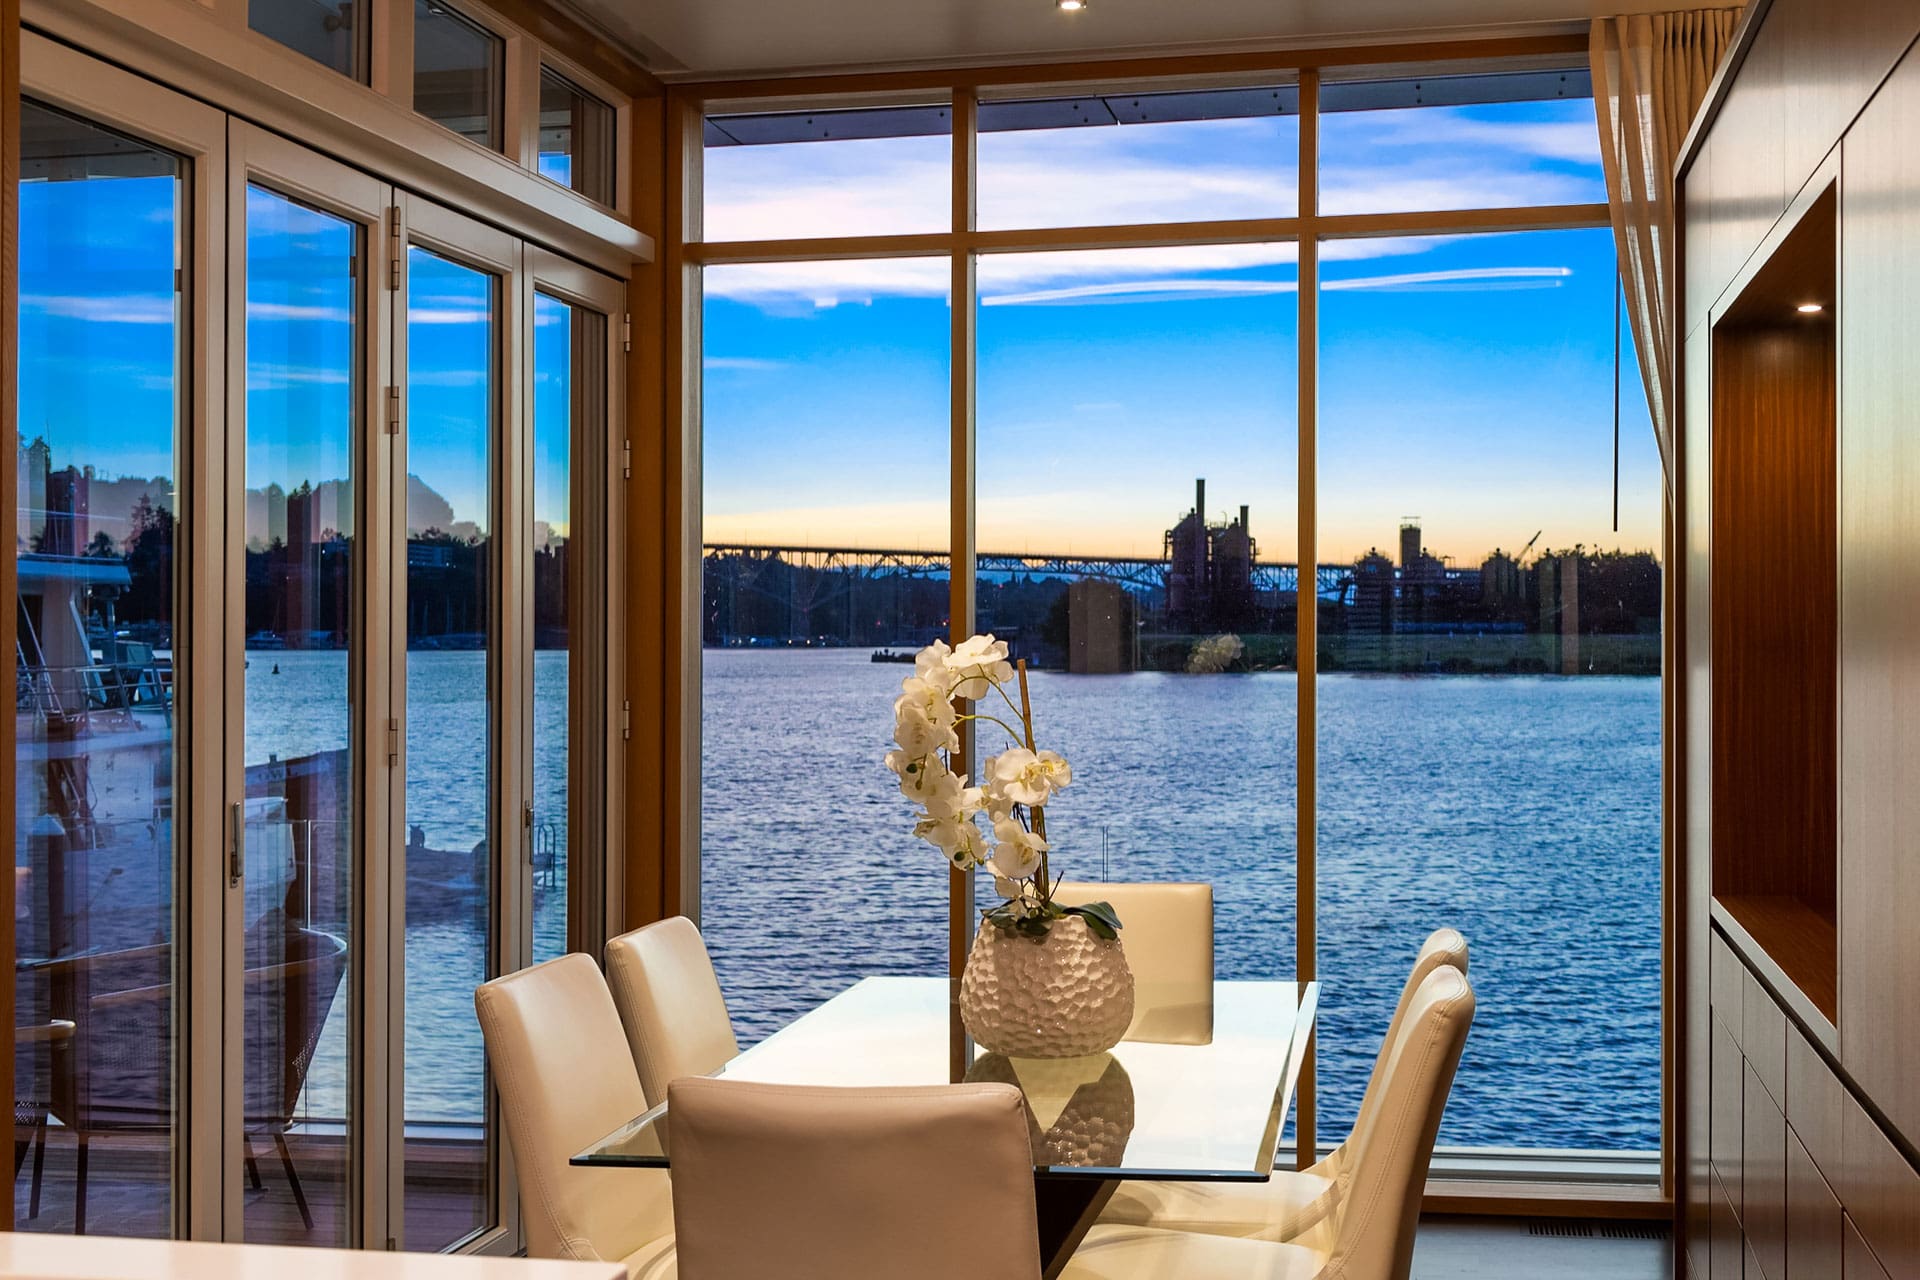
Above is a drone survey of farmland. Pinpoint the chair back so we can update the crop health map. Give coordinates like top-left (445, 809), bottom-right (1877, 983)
top-left (474, 954), bottom-right (672, 1265)
top-left (1053, 881), bottom-right (1212, 1043)
top-left (243, 926), bottom-right (349, 1126)
top-left (667, 1078), bottom-right (1041, 1280)
top-left (1322, 965), bottom-right (1475, 1280)
top-left (1344, 928), bottom-right (1469, 1160)
top-left (605, 917), bottom-right (739, 1102)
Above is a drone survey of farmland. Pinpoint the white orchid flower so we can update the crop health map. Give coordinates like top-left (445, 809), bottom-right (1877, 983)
top-left (894, 675), bottom-right (959, 733)
top-left (986, 747), bottom-right (1071, 808)
top-left (943, 633), bottom-right (1014, 700)
top-left (913, 639), bottom-right (956, 692)
top-left (916, 813), bottom-right (987, 868)
top-left (892, 700), bottom-right (958, 758)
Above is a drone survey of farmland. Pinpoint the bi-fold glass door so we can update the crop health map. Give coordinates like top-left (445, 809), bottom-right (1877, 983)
top-left (11, 41), bottom-right (624, 1246)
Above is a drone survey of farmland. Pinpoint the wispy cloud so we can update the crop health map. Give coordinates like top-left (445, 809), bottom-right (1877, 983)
top-left (23, 293), bottom-right (175, 324)
top-left (704, 356), bottom-right (788, 371)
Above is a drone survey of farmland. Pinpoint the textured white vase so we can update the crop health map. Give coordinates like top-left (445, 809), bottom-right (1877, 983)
top-left (967, 1052), bottom-right (1136, 1167)
top-left (959, 916), bottom-right (1135, 1058)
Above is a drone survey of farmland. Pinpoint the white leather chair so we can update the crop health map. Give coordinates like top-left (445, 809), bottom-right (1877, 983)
top-left (1099, 927), bottom-right (1468, 1242)
top-left (606, 917), bottom-right (741, 1104)
top-left (1053, 881), bottom-right (1213, 1043)
top-left (474, 955), bottom-right (676, 1279)
top-left (666, 1078), bottom-right (1042, 1280)
top-left (1062, 964), bottom-right (1477, 1280)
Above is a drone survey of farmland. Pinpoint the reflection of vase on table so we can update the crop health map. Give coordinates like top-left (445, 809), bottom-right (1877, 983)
top-left (968, 1051), bottom-right (1134, 1168)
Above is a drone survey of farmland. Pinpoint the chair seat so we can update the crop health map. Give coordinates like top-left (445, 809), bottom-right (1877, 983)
top-left (1060, 1224), bottom-right (1325, 1280)
top-left (1099, 1168), bottom-right (1336, 1241)
top-left (619, 1233), bottom-right (677, 1280)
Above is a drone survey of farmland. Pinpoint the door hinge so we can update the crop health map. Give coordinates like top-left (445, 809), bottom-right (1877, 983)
top-left (386, 206), bottom-right (402, 289)
top-left (524, 802), bottom-right (535, 864)
top-left (386, 717), bottom-right (400, 767)
top-left (621, 438), bottom-right (631, 480)
top-left (228, 801), bottom-right (244, 887)
top-left (621, 313), bottom-right (632, 352)
top-left (622, 700), bottom-right (631, 741)
top-left (385, 385), bottom-right (400, 435)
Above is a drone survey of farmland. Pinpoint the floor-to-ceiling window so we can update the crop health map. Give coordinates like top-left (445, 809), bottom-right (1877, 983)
top-left (693, 55), bottom-right (1664, 1176)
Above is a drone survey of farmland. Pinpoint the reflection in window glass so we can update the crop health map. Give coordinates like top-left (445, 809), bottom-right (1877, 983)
top-left (1317, 228), bottom-right (1660, 1153)
top-left (703, 105), bottom-right (951, 242)
top-left (701, 259), bottom-right (950, 1043)
top-left (1319, 69), bottom-right (1604, 214)
top-left (978, 87), bottom-right (1298, 231)
top-left (403, 246), bottom-right (498, 1250)
top-left (14, 100), bottom-right (183, 1241)
top-left (529, 294), bottom-right (604, 965)
top-left (973, 245), bottom-right (1299, 979)
top-left (538, 68), bottom-right (616, 206)
top-left (414, 0), bottom-right (504, 150)
top-left (250, 0), bottom-right (366, 82)
top-left (242, 183), bottom-right (359, 1245)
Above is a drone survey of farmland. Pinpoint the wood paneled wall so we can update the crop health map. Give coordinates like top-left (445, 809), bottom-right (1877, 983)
top-left (1836, 37), bottom-right (1920, 1165)
top-left (1679, 0), bottom-right (1920, 1275)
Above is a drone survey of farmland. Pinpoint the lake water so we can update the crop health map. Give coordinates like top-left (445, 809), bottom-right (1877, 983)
top-left (701, 648), bottom-right (1662, 1153)
top-left (273, 646), bottom-right (1659, 1152)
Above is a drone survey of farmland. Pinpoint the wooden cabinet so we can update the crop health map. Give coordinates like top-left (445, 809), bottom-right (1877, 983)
top-left (1788, 1024), bottom-right (1844, 1183)
top-left (1711, 1177), bottom-right (1744, 1280)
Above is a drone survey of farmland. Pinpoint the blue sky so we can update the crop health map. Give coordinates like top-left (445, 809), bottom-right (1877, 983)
top-left (701, 97), bottom-right (1658, 567)
top-left (19, 176), bottom-right (571, 548)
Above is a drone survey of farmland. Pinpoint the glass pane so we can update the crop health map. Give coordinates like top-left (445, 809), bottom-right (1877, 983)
top-left (1316, 228), bottom-right (1661, 1155)
top-left (403, 245), bottom-right (497, 1249)
top-left (414, 0), bottom-right (504, 150)
top-left (972, 245), bottom-right (1299, 994)
top-left (242, 183), bottom-right (359, 1244)
top-left (978, 86), bottom-right (1298, 230)
top-left (13, 100), bottom-right (183, 1240)
top-left (702, 105), bottom-right (951, 242)
top-left (530, 294), bottom-right (600, 965)
top-left (250, 0), bottom-right (367, 82)
top-left (537, 69), bottom-right (616, 206)
top-left (1318, 67), bottom-right (1604, 214)
top-left (701, 258), bottom-right (950, 1045)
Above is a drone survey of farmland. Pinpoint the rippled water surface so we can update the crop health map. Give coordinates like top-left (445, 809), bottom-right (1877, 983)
top-left (702, 648), bottom-right (1661, 1152)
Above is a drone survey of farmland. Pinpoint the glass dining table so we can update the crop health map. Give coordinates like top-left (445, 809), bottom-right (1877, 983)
top-left (574, 975), bottom-right (1320, 1277)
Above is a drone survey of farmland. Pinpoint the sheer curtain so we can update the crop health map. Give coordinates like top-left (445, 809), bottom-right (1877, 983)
top-left (1590, 8), bottom-right (1741, 485)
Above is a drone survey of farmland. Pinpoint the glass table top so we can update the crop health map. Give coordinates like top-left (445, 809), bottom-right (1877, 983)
top-left (574, 976), bottom-right (1319, 1181)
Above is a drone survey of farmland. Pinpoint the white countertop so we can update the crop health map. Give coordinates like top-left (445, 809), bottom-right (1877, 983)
top-left (0, 1234), bottom-right (625, 1280)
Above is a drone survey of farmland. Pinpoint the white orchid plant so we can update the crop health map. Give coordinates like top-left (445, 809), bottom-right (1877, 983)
top-left (884, 634), bottom-right (1121, 941)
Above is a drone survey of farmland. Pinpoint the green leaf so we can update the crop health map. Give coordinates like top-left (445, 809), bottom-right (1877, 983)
top-left (1064, 901), bottom-right (1123, 938)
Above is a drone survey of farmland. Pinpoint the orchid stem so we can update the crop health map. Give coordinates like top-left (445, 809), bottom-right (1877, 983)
top-left (1015, 660), bottom-right (1051, 910)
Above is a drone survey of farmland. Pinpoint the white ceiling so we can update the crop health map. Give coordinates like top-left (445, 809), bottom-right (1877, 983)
top-left (562, 0), bottom-right (1739, 82)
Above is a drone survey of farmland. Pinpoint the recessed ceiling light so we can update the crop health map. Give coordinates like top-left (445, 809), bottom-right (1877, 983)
top-left (1797, 302), bottom-right (1825, 314)
top-left (1057, 0), bottom-right (1088, 11)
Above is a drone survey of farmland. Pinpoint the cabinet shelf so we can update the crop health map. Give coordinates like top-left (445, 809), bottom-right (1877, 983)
top-left (1713, 894), bottom-right (1838, 1028)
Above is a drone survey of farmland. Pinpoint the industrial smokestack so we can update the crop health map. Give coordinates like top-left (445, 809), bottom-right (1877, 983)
top-left (1196, 478), bottom-right (1206, 519)
top-left (1239, 504), bottom-right (1249, 530)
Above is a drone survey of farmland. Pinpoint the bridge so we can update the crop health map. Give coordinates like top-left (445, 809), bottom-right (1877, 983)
top-left (703, 542), bottom-right (1368, 605)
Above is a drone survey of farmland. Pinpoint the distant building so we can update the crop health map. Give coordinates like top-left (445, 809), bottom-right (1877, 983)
top-left (1480, 549), bottom-right (1523, 606)
top-left (1164, 478), bottom-right (1258, 633)
top-left (1537, 552), bottom-right (1582, 674)
top-left (1066, 579), bottom-right (1133, 674)
top-left (1351, 549), bottom-right (1396, 634)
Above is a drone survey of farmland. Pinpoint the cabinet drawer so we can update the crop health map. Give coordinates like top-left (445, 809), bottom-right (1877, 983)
top-left (1713, 929), bottom-right (1745, 1045)
top-left (1715, 1013), bottom-right (1745, 1212)
top-left (1788, 1023), bottom-right (1844, 1184)
top-left (1745, 1062), bottom-right (1787, 1280)
top-left (1787, 1131), bottom-right (1843, 1280)
top-left (1845, 1215), bottom-right (1891, 1280)
top-left (1839, 1095), bottom-right (1920, 1277)
top-left (1744, 967), bottom-right (1788, 1105)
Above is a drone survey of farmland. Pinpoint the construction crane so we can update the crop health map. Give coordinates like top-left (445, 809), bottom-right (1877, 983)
top-left (1518, 530), bottom-right (1543, 564)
